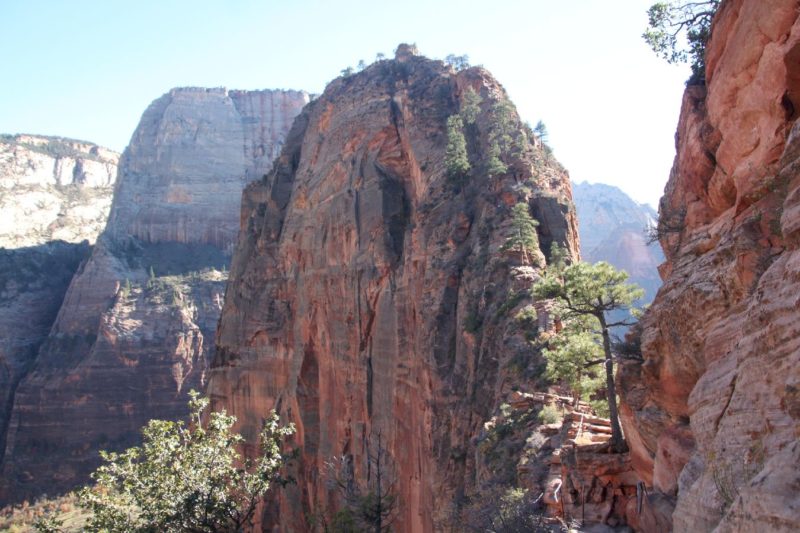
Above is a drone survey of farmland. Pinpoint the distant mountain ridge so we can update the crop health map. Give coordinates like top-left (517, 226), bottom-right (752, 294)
top-left (572, 180), bottom-right (663, 303)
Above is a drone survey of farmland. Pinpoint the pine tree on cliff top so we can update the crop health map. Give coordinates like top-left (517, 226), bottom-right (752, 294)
top-left (534, 261), bottom-right (644, 452)
top-left (643, 1), bottom-right (720, 84)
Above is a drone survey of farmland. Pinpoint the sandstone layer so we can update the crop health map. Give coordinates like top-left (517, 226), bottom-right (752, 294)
top-left (0, 134), bottom-right (118, 248)
top-left (0, 88), bottom-right (308, 504)
top-left (208, 48), bottom-right (579, 531)
top-left (618, 1), bottom-right (800, 531)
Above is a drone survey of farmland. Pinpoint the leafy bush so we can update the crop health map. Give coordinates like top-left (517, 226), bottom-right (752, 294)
top-left (64, 391), bottom-right (294, 532)
top-left (537, 404), bottom-right (563, 425)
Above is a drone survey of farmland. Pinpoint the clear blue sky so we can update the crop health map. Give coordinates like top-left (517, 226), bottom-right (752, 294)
top-left (1, 0), bottom-right (690, 208)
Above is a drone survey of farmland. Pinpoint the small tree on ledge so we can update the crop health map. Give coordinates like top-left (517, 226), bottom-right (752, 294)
top-left (533, 261), bottom-right (643, 452)
top-left (501, 203), bottom-right (540, 266)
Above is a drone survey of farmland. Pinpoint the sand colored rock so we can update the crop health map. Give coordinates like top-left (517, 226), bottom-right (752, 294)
top-left (618, 1), bottom-right (800, 531)
top-left (208, 51), bottom-right (579, 531)
top-left (0, 134), bottom-right (118, 248)
top-left (0, 88), bottom-right (308, 504)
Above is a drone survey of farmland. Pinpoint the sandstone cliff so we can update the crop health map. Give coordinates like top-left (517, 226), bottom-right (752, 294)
top-left (0, 88), bottom-right (308, 504)
top-left (0, 135), bottom-right (118, 494)
top-left (208, 47), bottom-right (579, 531)
top-left (572, 181), bottom-right (664, 303)
top-left (618, 1), bottom-right (800, 531)
top-left (0, 134), bottom-right (118, 248)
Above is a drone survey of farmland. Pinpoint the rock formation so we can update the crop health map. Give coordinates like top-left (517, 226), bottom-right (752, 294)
top-left (618, 1), bottom-right (800, 531)
top-left (572, 181), bottom-right (664, 303)
top-left (0, 88), bottom-right (308, 504)
top-left (0, 135), bottom-right (118, 495)
top-left (208, 46), bottom-right (579, 531)
top-left (0, 134), bottom-right (118, 248)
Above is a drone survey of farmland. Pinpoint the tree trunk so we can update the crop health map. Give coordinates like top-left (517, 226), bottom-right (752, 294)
top-left (598, 313), bottom-right (627, 453)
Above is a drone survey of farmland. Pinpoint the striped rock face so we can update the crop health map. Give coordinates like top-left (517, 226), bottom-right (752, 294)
top-left (208, 51), bottom-right (580, 531)
top-left (618, 1), bottom-right (800, 531)
top-left (0, 88), bottom-right (308, 505)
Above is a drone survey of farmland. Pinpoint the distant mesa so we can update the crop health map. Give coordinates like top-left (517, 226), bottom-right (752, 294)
top-left (572, 180), bottom-right (664, 304)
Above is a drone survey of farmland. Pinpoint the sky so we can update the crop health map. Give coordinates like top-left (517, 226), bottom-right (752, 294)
top-left (0, 0), bottom-right (691, 208)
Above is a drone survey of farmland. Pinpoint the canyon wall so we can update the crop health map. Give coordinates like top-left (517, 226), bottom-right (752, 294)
top-left (208, 47), bottom-right (580, 531)
top-left (0, 88), bottom-right (308, 504)
top-left (618, 1), bottom-right (800, 531)
top-left (0, 135), bottom-right (118, 491)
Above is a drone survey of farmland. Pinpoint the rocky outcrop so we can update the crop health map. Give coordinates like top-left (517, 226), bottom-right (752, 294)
top-left (0, 134), bottom-right (118, 248)
top-left (0, 88), bottom-right (308, 504)
top-left (572, 181), bottom-right (664, 303)
top-left (208, 47), bottom-right (579, 531)
top-left (618, 1), bottom-right (800, 531)
top-left (0, 134), bottom-right (117, 497)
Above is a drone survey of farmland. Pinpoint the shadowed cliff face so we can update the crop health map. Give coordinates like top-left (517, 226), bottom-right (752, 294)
top-left (208, 50), bottom-right (579, 531)
top-left (0, 135), bottom-right (118, 503)
top-left (0, 88), bottom-right (309, 505)
top-left (618, 1), bottom-right (800, 531)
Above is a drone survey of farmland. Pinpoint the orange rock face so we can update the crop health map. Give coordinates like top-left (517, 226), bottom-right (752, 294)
top-left (618, 1), bottom-right (800, 531)
top-left (209, 51), bottom-right (579, 531)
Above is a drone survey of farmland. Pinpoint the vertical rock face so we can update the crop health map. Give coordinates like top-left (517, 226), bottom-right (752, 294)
top-left (572, 181), bottom-right (664, 303)
top-left (618, 1), bottom-right (800, 531)
top-left (108, 88), bottom-right (307, 249)
top-left (0, 88), bottom-right (308, 504)
top-left (0, 134), bottom-right (118, 248)
top-left (208, 50), bottom-right (579, 531)
top-left (0, 135), bottom-right (117, 498)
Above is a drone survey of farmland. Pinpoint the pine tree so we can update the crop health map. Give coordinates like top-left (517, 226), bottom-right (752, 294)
top-left (445, 115), bottom-right (470, 180)
top-left (533, 120), bottom-right (549, 144)
top-left (542, 323), bottom-right (605, 406)
top-left (501, 203), bottom-right (540, 265)
top-left (533, 261), bottom-right (644, 452)
top-left (460, 87), bottom-right (483, 125)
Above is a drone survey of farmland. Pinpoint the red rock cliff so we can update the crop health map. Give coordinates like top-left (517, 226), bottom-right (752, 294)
top-left (208, 48), bottom-right (580, 531)
top-left (618, 1), bottom-right (800, 531)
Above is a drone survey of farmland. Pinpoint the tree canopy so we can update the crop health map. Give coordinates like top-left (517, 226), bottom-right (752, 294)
top-left (643, 1), bottom-right (720, 84)
top-left (501, 203), bottom-right (540, 265)
top-left (70, 391), bottom-right (294, 533)
top-left (534, 261), bottom-right (643, 451)
top-left (445, 115), bottom-right (470, 181)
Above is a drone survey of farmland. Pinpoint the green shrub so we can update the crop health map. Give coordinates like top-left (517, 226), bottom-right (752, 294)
top-left (537, 404), bottom-right (562, 425)
top-left (445, 115), bottom-right (470, 181)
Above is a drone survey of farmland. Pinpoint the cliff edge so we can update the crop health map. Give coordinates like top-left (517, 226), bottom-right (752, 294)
top-left (619, 1), bottom-right (800, 531)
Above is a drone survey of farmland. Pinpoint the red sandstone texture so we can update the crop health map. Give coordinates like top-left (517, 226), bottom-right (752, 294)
top-left (618, 1), bottom-right (800, 531)
top-left (208, 48), bottom-right (579, 531)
